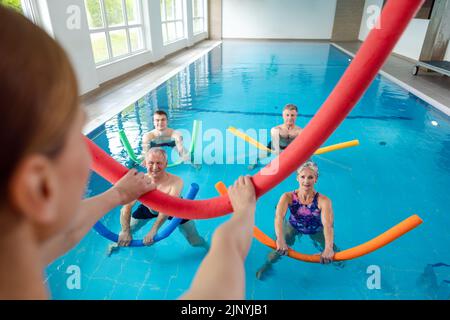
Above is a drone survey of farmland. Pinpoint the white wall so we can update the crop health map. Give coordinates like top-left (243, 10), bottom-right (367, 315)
top-left (358, 0), bottom-right (429, 61)
top-left (41, 0), bottom-right (99, 94)
top-left (223, 0), bottom-right (337, 39)
top-left (393, 19), bottom-right (429, 61)
top-left (37, 0), bottom-right (208, 94)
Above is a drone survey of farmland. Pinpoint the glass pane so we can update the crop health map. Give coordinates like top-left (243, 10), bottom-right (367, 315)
top-left (109, 29), bottom-right (129, 57)
top-left (1, 0), bottom-right (23, 13)
top-left (160, 0), bottom-right (165, 21)
top-left (104, 0), bottom-right (125, 27)
top-left (193, 0), bottom-right (198, 17)
top-left (125, 0), bottom-right (140, 24)
top-left (193, 18), bottom-right (203, 34)
top-left (165, 0), bottom-right (174, 21)
top-left (90, 32), bottom-right (109, 63)
top-left (167, 22), bottom-right (176, 42)
top-left (175, 0), bottom-right (183, 20)
top-left (85, 0), bottom-right (104, 29)
top-left (197, 0), bottom-right (203, 18)
top-left (176, 21), bottom-right (184, 39)
top-left (162, 23), bottom-right (168, 43)
top-left (129, 27), bottom-right (143, 51)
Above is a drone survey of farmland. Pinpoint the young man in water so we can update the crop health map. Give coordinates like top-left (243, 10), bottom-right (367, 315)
top-left (142, 110), bottom-right (190, 162)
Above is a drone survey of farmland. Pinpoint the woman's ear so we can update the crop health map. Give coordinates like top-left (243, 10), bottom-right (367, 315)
top-left (8, 154), bottom-right (58, 224)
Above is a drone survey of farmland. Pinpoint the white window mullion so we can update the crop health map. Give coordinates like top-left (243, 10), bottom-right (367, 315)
top-left (99, 0), bottom-right (113, 63)
top-left (21, 0), bottom-right (38, 24)
top-left (181, 0), bottom-right (185, 37)
top-left (122, 0), bottom-right (132, 53)
top-left (161, 0), bottom-right (167, 22)
top-left (138, 0), bottom-right (146, 50)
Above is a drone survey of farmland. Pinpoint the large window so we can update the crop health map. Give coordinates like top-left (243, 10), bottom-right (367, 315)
top-left (192, 0), bottom-right (205, 34)
top-left (85, 0), bottom-right (146, 65)
top-left (160, 0), bottom-right (185, 44)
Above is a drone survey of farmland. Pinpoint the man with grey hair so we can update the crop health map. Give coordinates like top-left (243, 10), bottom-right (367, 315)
top-left (108, 148), bottom-right (208, 255)
top-left (249, 104), bottom-right (302, 170)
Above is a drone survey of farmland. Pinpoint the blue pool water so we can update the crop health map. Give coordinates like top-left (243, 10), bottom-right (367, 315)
top-left (46, 41), bottom-right (450, 300)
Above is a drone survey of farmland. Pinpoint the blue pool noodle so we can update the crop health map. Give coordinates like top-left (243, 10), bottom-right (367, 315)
top-left (93, 183), bottom-right (199, 247)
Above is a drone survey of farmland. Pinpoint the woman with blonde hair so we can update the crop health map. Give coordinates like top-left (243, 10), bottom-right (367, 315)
top-left (256, 161), bottom-right (340, 280)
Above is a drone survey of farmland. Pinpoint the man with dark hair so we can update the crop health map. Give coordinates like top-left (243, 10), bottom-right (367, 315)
top-left (142, 110), bottom-right (190, 163)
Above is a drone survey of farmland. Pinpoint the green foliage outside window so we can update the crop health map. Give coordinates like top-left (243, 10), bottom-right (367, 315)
top-left (0, 0), bottom-right (23, 13)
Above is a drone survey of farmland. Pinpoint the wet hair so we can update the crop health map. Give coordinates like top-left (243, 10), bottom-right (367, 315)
top-left (297, 161), bottom-right (319, 178)
top-left (283, 104), bottom-right (298, 112)
top-left (145, 147), bottom-right (168, 163)
top-left (0, 6), bottom-right (79, 205)
top-left (153, 110), bottom-right (168, 119)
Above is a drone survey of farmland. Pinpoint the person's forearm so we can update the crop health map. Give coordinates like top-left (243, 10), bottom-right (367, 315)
top-left (77, 188), bottom-right (122, 232)
top-left (142, 139), bottom-right (151, 159)
top-left (271, 131), bottom-right (281, 154)
top-left (274, 214), bottom-right (284, 240)
top-left (149, 213), bottom-right (169, 234)
top-left (41, 188), bottom-right (124, 263)
top-left (323, 226), bottom-right (334, 250)
top-left (181, 227), bottom-right (245, 300)
top-left (120, 206), bottom-right (132, 232)
top-left (228, 206), bottom-right (256, 256)
top-left (175, 140), bottom-right (189, 161)
top-left (57, 188), bottom-right (123, 254)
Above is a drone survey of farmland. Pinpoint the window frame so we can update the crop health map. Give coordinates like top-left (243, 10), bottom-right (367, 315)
top-left (85, 0), bottom-right (147, 67)
top-left (20, 0), bottom-right (39, 23)
top-left (160, 0), bottom-right (186, 45)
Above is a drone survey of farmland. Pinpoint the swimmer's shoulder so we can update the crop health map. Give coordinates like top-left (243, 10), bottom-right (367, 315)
top-left (168, 173), bottom-right (183, 186)
top-left (272, 124), bottom-right (283, 130)
top-left (271, 124), bottom-right (283, 134)
top-left (143, 130), bottom-right (157, 141)
top-left (279, 191), bottom-right (294, 204)
top-left (317, 193), bottom-right (331, 208)
top-left (167, 173), bottom-right (183, 196)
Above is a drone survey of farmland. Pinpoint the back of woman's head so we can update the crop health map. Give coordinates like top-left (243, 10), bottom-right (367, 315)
top-left (0, 6), bottom-right (79, 206)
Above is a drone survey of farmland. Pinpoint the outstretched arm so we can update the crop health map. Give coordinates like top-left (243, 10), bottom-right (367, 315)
top-left (180, 176), bottom-right (256, 300)
top-left (319, 196), bottom-right (335, 264)
top-left (270, 127), bottom-right (281, 154)
top-left (118, 200), bottom-right (137, 247)
top-left (172, 130), bottom-right (190, 162)
top-left (142, 132), bottom-right (155, 156)
top-left (42, 169), bottom-right (155, 264)
top-left (274, 193), bottom-right (291, 254)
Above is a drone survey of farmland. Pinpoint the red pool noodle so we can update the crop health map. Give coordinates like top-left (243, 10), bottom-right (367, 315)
top-left (86, 0), bottom-right (424, 219)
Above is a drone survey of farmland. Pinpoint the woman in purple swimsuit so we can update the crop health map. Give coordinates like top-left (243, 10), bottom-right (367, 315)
top-left (256, 161), bottom-right (340, 280)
